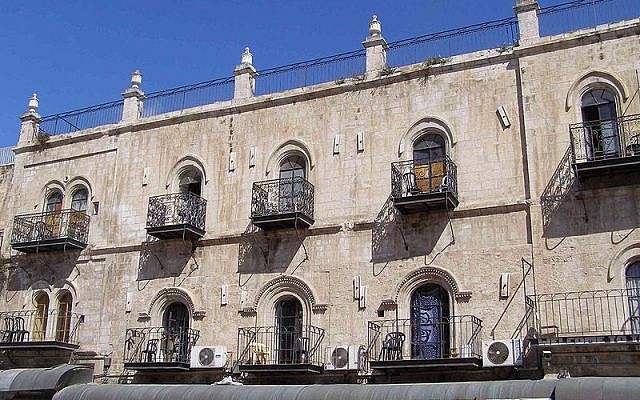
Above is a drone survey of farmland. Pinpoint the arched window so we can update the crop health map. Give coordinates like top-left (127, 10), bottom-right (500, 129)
top-left (44, 192), bottom-right (64, 238)
top-left (178, 169), bottom-right (202, 197)
top-left (410, 284), bottom-right (450, 359)
top-left (55, 291), bottom-right (73, 343)
top-left (33, 292), bottom-right (50, 341)
top-left (45, 192), bottom-right (63, 212)
top-left (278, 155), bottom-right (306, 213)
top-left (71, 188), bottom-right (88, 212)
top-left (275, 297), bottom-right (303, 364)
top-left (626, 262), bottom-right (640, 332)
top-left (411, 134), bottom-right (447, 193)
top-left (580, 88), bottom-right (620, 160)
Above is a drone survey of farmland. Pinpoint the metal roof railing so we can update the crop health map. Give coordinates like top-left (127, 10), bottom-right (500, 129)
top-left (0, 146), bottom-right (14, 166)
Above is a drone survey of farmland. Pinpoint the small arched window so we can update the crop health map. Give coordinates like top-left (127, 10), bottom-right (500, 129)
top-left (413, 134), bottom-right (446, 164)
top-left (33, 292), bottom-right (50, 341)
top-left (45, 192), bottom-right (63, 213)
top-left (279, 155), bottom-right (306, 180)
top-left (178, 169), bottom-right (202, 197)
top-left (71, 188), bottom-right (88, 212)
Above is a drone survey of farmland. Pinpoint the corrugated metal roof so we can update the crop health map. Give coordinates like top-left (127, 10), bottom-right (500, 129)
top-left (0, 364), bottom-right (92, 394)
top-left (52, 377), bottom-right (640, 400)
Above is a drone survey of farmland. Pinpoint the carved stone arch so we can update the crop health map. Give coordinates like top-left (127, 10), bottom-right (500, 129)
top-left (165, 154), bottom-right (208, 191)
top-left (252, 276), bottom-right (326, 325)
top-left (394, 266), bottom-right (471, 305)
top-left (398, 117), bottom-right (456, 158)
top-left (40, 180), bottom-right (65, 210)
top-left (51, 280), bottom-right (78, 306)
top-left (27, 280), bottom-right (52, 308)
top-left (265, 139), bottom-right (316, 178)
top-left (607, 242), bottom-right (640, 287)
top-left (565, 70), bottom-right (629, 112)
top-left (66, 176), bottom-right (94, 199)
top-left (147, 287), bottom-right (196, 325)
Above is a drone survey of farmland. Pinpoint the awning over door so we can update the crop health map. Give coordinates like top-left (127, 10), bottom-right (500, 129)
top-left (0, 364), bottom-right (92, 396)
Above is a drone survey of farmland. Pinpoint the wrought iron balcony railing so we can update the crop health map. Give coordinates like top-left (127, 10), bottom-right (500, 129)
top-left (527, 288), bottom-right (640, 340)
top-left (250, 177), bottom-right (315, 229)
top-left (124, 326), bottom-right (200, 367)
top-left (237, 325), bottom-right (325, 367)
top-left (146, 192), bottom-right (207, 240)
top-left (0, 310), bottom-right (83, 346)
top-left (569, 114), bottom-right (640, 164)
top-left (367, 315), bottom-right (482, 364)
top-left (11, 209), bottom-right (90, 252)
top-left (391, 156), bottom-right (458, 199)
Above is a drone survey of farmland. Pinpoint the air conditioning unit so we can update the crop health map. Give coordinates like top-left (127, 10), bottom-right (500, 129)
top-left (190, 346), bottom-right (228, 369)
top-left (325, 345), bottom-right (360, 370)
top-left (482, 339), bottom-right (522, 367)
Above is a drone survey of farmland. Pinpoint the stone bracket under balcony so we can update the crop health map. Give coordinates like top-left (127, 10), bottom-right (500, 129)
top-left (11, 210), bottom-right (90, 253)
top-left (145, 193), bottom-right (207, 241)
top-left (570, 114), bottom-right (640, 181)
top-left (391, 157), bottom-right (459, 214)
top-left (250, 177), bottom-right (315, 230)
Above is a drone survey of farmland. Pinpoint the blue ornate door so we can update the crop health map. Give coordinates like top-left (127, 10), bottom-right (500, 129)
top-left (410, 284), bottom-right (449, 359)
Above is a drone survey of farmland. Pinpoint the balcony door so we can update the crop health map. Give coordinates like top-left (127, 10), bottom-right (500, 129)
top-left (412, 134), bottom-right (446, 193)
top-left (162, 302), bottom-right (190, 362)
top-left (410, 284), bottom-right (450, 359)
top-left (33, 292), bottom-right (49, 341)
top-left (55, 291), bottom-right (72, 342)
top-left (627, 262), bottom-right (640, 333)
top-left (44, 192), bottom-right (63, 239)
top-left (279, 156), bottom-right (305, 214)
top-left (275, 297), bottom-right (303, 364)
top-left (581, 88), bottom-right (620, 160)
top-left (176, 169), bottom-right (202, 224)
top-left (69, 189), bottom-right (88, 240)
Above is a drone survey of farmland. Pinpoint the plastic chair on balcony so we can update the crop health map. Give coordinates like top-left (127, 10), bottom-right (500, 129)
top-left (296, 336), bottom-right (310, 363)
top-left (12, 317), bottom-right (29, 342)
top-left (249, 342), bottom-right (270, 365)
top-left (1, 317), bottom-right (14, 342)
top-left (141, 339), bottom-right (159, 363)
top-left (380, 332), bottom-right (405, 361)
top-left (403, 172), bottom-right (421, 196)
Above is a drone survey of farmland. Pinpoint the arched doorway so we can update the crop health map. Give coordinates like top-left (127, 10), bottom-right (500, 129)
top-left (162, 302), bottom-right (190, 362)
top-left (410, 284), bottom-right (450, 359)
top-left (412, 134), bottom-right (446, 193)
top-left (178, 169), bottom-right (202, 196)
top-left (626, 261), bottom-right (640, 333)
top-left (55, 291), bottom-right (73, 342)
top-left (33, 292), bottom-right (50, 341)
top-left (279, 155), bottom-right (306, 213)
top-left (580, 88), bottom-right (620, 160)
top-left (44, 191), bottom-right (64, 239)
top-left (275, 297), bottom-right (303, 364)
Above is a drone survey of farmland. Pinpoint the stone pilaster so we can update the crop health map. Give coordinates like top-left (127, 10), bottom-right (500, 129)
top-left (514, 0), bottom-right (540, 45)
top-left (363, 15), bottom-right (388, 75)
top-left (121, 70), bottom-right (145, 123)
top-left (18, 93), bottom-right (41, 146)
top-left (234, 48), bottom-right (257, 100)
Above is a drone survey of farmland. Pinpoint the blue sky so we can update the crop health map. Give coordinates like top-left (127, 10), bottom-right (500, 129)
top-left (0, 1), bottom-right (572, 147)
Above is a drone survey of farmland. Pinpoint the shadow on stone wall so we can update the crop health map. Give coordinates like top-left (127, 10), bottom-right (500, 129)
top-left (543, 188), bottom-right (640, 240)
top-left (137, 237), bottom-right (194, 281)
top-left (371, 196), bottom-right (448, 263)
top-left (237, 223), bottom-right (303, 274)
top-left (5, 251), bottom-right (80, 292)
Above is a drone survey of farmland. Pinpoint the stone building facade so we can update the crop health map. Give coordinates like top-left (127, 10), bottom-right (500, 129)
top-left (0, 0), bottom-right (639, 387)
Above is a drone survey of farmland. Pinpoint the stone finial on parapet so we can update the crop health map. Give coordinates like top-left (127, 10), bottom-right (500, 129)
top-left (514, 0), bottom-right (540, 45)
top-left (18, 93), bottom-right (42, 146)
top-left (121, 69), bottom-right (145, 123)
top-left (363, 15), bottom-right (388, 75)
top-left (234, 47), bottom-right (257, 100)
